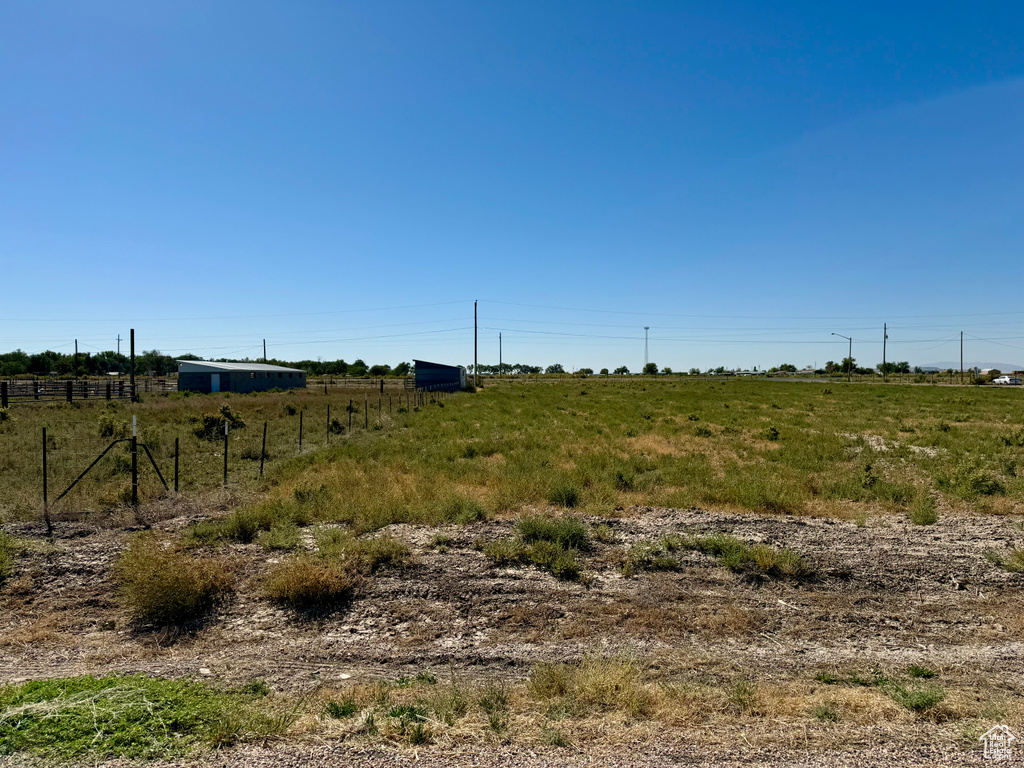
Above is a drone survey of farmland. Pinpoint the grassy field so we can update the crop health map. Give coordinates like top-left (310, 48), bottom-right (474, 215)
top-left (0, 385), bottom-right (437, 522)
top-left (3, 376), bottom-right (1024, 523)
top-left (2, 377), bottom-right (1024, 762)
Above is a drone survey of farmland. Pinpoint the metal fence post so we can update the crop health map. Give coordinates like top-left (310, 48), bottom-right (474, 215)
top-left (223, 422), bottom-right (229, 486)
top-left (131, 416), bottom-right (139, 508)
top-left (1, 381), bottom-right (7, 408)
top-left (326, 404), bottom-right (331, 444)
top-left (259, 422), bottom-right (267, 477)
top-left (42, 427), bottom-right (52, 537)
top-left (348, 399), bottom-right (352, 431)
top-left (66, 380), bottom-right (73, 403)
top-left (299, 410), bottom-right (303, 449)
top-left (174, 437), bottom-right (179, 493)
top-left (364, 394), bottom-right (368, 429)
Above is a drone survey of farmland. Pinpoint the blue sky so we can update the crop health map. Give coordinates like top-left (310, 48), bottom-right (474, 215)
top-left (2, 1), bottom-right (1023, 371)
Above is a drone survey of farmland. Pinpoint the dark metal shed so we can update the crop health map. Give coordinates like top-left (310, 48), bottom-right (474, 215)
top-left (413, 360), bottom-right (466, 392)
top-left (177, 361), bottom-right (306, 394)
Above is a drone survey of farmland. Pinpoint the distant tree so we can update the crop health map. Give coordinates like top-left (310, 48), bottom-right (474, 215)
top-left (599, 368), bottom-right (609, 375)
top-left (349, 359), bottom-right (369, 377)
top-left (661, 366), bottom-right (672, 375)
top-left (689, 368), bottom-right (701, 376)
top-left (642, 362), bottom-right (659, 375)
top-left (393, 362), bottom-right (411, 376)
top-left (713, 366), bottom-right (726, 375)
top-left (545, 363), bottom-right (565, 374)
top-left (368, 364), bottom-right (392, 376)
top-left (578, 367), bottom-right (593, 376)
top-left (824, 360), bottom-right (838, 374)
top-left (778, 363), bottom-right (797, 373)
top-left (614, 366), bottom-right (630, 375)
top-left (840, 357), bottom-right (856, 375)
top-left (913, 366), bottom-right (922, 374)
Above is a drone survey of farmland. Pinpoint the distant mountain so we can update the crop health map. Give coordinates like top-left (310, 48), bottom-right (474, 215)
top-left (923, 362), bottom-right (1024, 372)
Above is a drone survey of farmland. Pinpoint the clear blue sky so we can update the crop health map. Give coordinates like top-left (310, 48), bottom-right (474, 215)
top-left (3, 1), bottom-right (1023, 371)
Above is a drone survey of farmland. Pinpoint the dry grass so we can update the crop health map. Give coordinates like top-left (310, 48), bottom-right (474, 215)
top-left (116, 532), bottom-right (235, 626)
top-left (264, 558), bottom-right (359, 611)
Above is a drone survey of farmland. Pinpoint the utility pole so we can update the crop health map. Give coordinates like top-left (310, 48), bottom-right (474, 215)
top-left (74, 339), bottom-right (78, 378)
top-left (499, 332), bottom-right (502, 378)
top-left (882, 324), bottom-right (888, 382)
top-left (117, 334), bottom-right (122, 376)
top-left (263, 339), bottom-right (267, 363)
top-left (644, 327), bottom-right (650, 369)
top-left (474, 300), bottom-right (478, 389)
top-left (832, 333), bottom-right (852, 383)
top-left (960, 331), bottom-right (964, 384)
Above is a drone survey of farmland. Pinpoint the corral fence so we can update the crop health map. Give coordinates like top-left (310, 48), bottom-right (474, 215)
top-left (22, 387), bottom-right (455, 529)
top-left (1, 378), bottom-right (176, 406)
top-left (308, 376), bottom-right (414, 392)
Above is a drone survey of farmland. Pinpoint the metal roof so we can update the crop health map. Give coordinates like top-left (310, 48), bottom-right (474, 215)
top-left (177, 360), bottom-right (304, 373)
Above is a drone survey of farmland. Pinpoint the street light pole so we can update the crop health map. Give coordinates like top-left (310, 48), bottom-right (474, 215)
top-left (644, 327), bottom-right (650, 370)
top-left (832, 333), bottom-right (852, 383)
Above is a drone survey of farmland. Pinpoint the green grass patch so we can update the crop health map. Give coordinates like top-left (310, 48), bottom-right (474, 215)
top-left (681, 532), bottom-right (812, 580)
top-left (0, 674), bottom-right (263, 759)
top-left (621, 535), bottom-right (685, 576)
top-left (516, 516), bottom-right (591, 551)
top-left (985, 548), bottom-right (1024, 573)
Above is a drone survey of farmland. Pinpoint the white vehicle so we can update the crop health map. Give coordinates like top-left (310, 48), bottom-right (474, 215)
top-left (993, 375), bottom-right (1022, 385)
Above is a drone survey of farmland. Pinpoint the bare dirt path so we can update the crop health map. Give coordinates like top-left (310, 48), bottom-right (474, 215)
top-left (2, 506), bottom-right (1022, 765)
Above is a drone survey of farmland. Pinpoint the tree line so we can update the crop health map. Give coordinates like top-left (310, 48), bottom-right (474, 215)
top-left (0, 349), bottom-right (414, 378)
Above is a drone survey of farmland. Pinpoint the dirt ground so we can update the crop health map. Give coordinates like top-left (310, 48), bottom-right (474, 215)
top-left (2, 505), bottom-right (1023, 766)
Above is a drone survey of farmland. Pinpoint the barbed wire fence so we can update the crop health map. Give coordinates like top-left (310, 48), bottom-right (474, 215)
top-left (4, 387), bottom-right (456, 534)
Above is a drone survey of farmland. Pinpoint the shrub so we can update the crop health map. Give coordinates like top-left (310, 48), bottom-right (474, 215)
top-left (325, 699), bottom-right (358, 719)
top-left (97, 413), bottom-right (129, 439)
top-left (695, 426), bottom-right (713, 437)
top-left (612, 469), bottom-right (635, 491)
top-left (481, 538), bottom-right (529, 566)
top-left (517, 516), bottom-right (590, 551)
top-left (682, 533), bottom-right (811, 580)
top-left (909, 493), bottom-right (938, 525)
top-left (527, 541), bottom-right (580, 580)
top-left (258, 521), bottom-right (301, 551)
top-left (985, 548), bottom-right (1024, 573)
top-left (192, 405), bottom-right (245, 441)
top-left (761, 425), bottom-right (780, 441)
top-left (886, 683), bottom-right (946, 713)
top-left (547, 482), bottom-right (581, 508)
top-left (478, 680), bottom-right (510, 733)
top-left (439, 495), bottom-right (486, 524)
top-left (621, 536), bottom-right (684, 576)
top-left (812, 702), bottom-right (841, 722)
top-left (315, 531), bottom-right (409, 574)
top-left (528, 657), bottom-right (651, 718)
top-left (264, 559), bottom-right (357, 610)
top-left (117, 533), bottom-right (234, 626)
